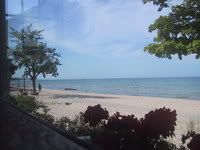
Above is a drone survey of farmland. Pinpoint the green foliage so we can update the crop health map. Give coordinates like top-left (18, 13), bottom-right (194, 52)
top-left (144, 0), bottom-right (200, 59)
top-left (55, 112), bottom-right (96, 136)
top-left (10, 24), bottom-right (61, 94)
top-left (10, 95), bottom-right (96, 136)
top-left (8, 58), bottom-right (18, 80)
top-left (156, 139), bottom-right (179, 150)
top-left (11, 95), bottom-right (49, 114)
top-left (10, 94), bottom-right (55, 124)
top-left (35, 112), bottom-right (55, 124)
top-left (14, 95), bottom-right (40, 113)
top-left (143, 0), bottom-right (169, 11)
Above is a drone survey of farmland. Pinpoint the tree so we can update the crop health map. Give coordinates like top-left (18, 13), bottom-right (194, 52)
top-left (10, 25), bottom-right (61, 94)
top-left (143, 0), bottom-right (200, 59)
top-left (8, 58), bottom-right (18, 81)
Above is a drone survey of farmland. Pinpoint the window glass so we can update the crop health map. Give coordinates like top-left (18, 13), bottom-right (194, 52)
top-left (4, 1), bottom-right (200, 150)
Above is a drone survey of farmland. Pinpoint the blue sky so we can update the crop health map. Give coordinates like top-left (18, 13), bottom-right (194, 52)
top-left (9, 0), bottom-right (200, 79)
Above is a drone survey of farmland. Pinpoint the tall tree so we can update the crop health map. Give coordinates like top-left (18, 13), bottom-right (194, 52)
top-left (143, 0), bottom-right (200, 59)
top-left (10, 25), bottom-right (61, 94)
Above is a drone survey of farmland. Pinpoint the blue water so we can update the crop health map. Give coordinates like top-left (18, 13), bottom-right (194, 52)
top-left (37, 77), bottom-right (200, 100)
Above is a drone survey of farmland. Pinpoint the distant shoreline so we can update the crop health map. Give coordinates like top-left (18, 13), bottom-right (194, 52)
top-left (37, 76), bottom-right (200, 81)
top-left (44, 88), bottom-right (198, 101)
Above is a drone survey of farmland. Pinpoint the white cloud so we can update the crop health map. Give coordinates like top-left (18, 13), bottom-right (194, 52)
top-left (17, 0), bottom-right (169, 57)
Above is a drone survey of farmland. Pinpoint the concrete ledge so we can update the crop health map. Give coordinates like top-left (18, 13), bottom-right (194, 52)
top-left (0, 100), bottom-right (100, 150)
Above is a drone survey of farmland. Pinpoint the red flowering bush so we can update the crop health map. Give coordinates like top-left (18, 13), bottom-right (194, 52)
top-left (83, 104), bottom-right (177, 150)
top-left (140, 107), bottom-right (177, 139)
top-left (188, 134), bottom-right (200, 150)
top-left (93, 130), bottom-right (121, 150)
top-left (84, 104), bottom-right (109, 127)
top-left (182, 131), bottom-right (200, 150)
top-left (96, 112), bottom-right (141, 150)
top-left (106, 112), bottom-right (140, 133)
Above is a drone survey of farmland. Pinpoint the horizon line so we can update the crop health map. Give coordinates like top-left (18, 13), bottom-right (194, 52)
top-left (36, 76), bottom-right (200, 80)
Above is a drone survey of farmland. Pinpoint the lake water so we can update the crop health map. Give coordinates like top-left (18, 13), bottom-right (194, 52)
top-left (37, 77), bottom-right (200, 100)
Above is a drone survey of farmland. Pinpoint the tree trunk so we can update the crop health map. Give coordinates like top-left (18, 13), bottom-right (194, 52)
top-left (32, 77), bottom-right (37, 95)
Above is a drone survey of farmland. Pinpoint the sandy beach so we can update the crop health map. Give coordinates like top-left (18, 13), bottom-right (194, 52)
top-left (36, 89), bottom-right (200, 145)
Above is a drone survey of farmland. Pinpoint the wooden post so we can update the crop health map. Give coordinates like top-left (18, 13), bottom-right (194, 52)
top-left (0, 0), bottom-right (9, 100)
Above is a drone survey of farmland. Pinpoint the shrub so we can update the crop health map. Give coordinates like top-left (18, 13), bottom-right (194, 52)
top-left (94, 112), bottom-right (140, 150)
top-left (156, 139), bottom-right (179, 150)
top-left (187, 134), bottom-right (200, 150)
top-left (181, 131), bottom-right (200, 150)
top-left (10, 95), bottom-right (55, 124)
top-left (55, 112), bottom-right (93, 136)
top-left (83, 104), bottom-right (178, 150)
top-left (13, 94), bottom-right (50, 114)
top-left (106, 112), bottom-right (140, 134)
top-left (55, 116), bottom-right (71, 129)
top-left (14, 95), bottom-right (40, 113)
top-left (35, 112), bottom-right (55, 124)
top-left (140, 107), bottom-right (177, 139)
top-left (84, 104), bottom-right (109, 127)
